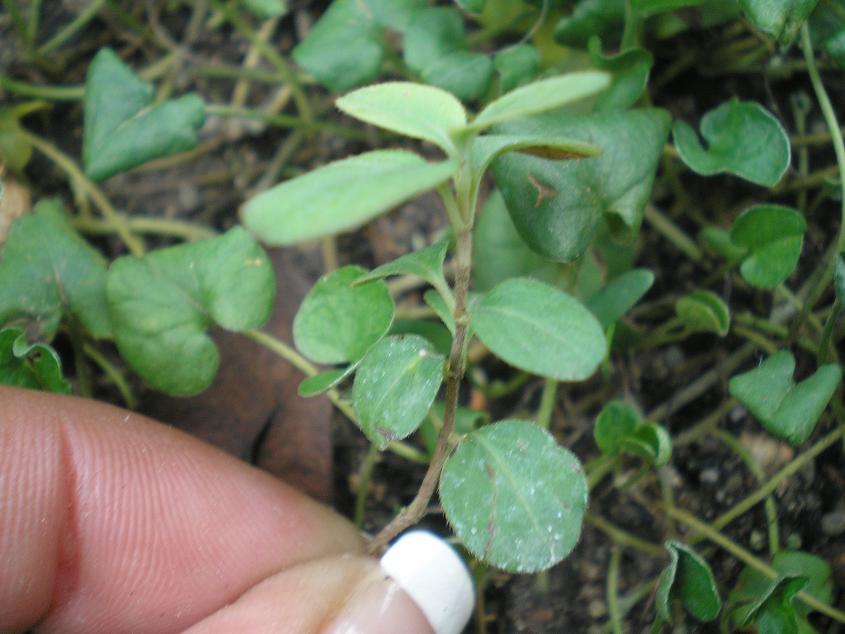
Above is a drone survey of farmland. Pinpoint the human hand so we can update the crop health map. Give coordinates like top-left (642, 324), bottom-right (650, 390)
top-left (0, 387), bottom-right (472, 633)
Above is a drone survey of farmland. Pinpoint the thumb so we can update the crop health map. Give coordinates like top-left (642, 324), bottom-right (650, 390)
top-left (186, 531), bottom-right (475, 634)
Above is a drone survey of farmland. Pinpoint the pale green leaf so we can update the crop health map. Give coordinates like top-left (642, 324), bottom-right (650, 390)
top-left (352, 335), bottom-right (444, 449)
top-left (440, 420), bottom-right (588, 572)
top-left (470, 278), bottom-right (606, 381)
top-left (242, 150), bottom-right (455, 246)
top-left (106, 228), bottom-right (274, 396)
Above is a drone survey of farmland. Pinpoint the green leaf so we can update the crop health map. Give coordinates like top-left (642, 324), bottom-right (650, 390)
top-left (729, 350), bottom-right (842, 445)
top-left (83, 48), bottom-right (205, 181)
top-left (356, 234), bottom-right (451, 291)
top-left (0, 198), bottom-right (111, 339)
top-left (731, 550), bottom-right (833, 625)
top-left (555, 0), bottom-right (626, 48)
top-left (586, 268), bottom-right (654, 329)
top-left (0, 327), bottom-right (70, 393)
top-left (675, 290), bottom-right (730, 336)
top-left (594, 400), bottom-right (640, 456)
top-left (588, 37), bottom-right (653, 111)
top-left (472, 190), bottom-right (564, 292)
top-left (470, 278), bottom-right (606, 381)
top-left (337, 82), bottom-right (467, 154)
top-left (810, 1), bottom-right (845, 68)
top-left (352, 335), bottom-right (444, 449)
top-left (700, 226), bottom-right (748, 265)
top-left (493, 44), bottom-right (540, 93)
top-left (440, 420), bottom-right (588, 572)
top-left (292, 0), bottom-right (426, 91)
top-left (493, 108), bottom-right (671, 262)
top-left (734, 575), bottom-right (808, 633)
top-left (624, 423), bottom-right (672, 466)
top-left (242, 150), bottom-right (456, 246)
top-left (731, 205), bottom-right (807, 289)
top-left (390, 318), bottom-right (453, 356)
top-left (298, 366), bottom-right (354, 397)
top-left (239, 0), bottom-right (286, 19)
top-left (0, 108), bottom-right (32, 173)
top-left (419, 400), bottom-right (488, 456)
top-left (403, 7), bottom-right (493, 101)
top-left (106, 228), bottom-right (274, 396)
top-left (293, 265), bottom-right (394, 365)
top-left (739, 0), bottom-right (818, 45)
top-left (632, 0), bottom-right (706, 16)
top-left (656, 541), bottom-right (722, 623)
top-left (455, 0), bottom-right (485, 13)
top-left (468, 72), bottom-right (611, 132)
top-left (672, 99), bottom-right (791, 187)
top-left (424, 288), bottom-right (456, 334)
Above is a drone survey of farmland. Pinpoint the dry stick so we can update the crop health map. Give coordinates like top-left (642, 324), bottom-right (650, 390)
top-left (368, 228), bottom-right (473, 555)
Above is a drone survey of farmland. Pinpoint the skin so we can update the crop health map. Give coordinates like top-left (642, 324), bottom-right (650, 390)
top-left (0, 386), bottom-right (433, 634)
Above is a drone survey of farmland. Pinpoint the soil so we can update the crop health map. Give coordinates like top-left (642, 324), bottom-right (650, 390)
top-left (2, 2), bottom-right (844, 632)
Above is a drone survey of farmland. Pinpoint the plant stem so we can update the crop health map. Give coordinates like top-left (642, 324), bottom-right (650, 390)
top-left (72, 215), bottom-right (217, 241)
top-left (368, 228), bottom-right (474, 555)
top-left (663, 505), bottom-right (845, 624)
top-left (37, 0), bottom-right (108, 54)
top-left (205, 104), bottom-right (367, 140)
top-left (536, 378), bottom-right (558, 429)
top-left (586, 513), bottom-right (664, 557)
top-left (0, 75), bottom-right (84, 100)
top-left (607, 546), bottom-right (624, 634)
top-left (82, 343), bottom-right (138, 409)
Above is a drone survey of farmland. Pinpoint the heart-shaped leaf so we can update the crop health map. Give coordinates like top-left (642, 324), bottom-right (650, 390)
top-left (675, 290), bottom-right (730, 336)
top-left (470, 278), bottom-right (606, 381)
top-left (292, 0), bottom-right (426, 91)
top-left (594, 400), bottom-right (672, 466)
top-left (656, 541), bottom-right (721, 623)
top-left (586, 268), bottom-right (654, 329)
top-left (493, 108), bottom-right (670, 261)
top-left (729, 350), bottom-right (842, 445)
top-left (439, 420), bottom-right (588, 572)
top-left (337, 82), bottom-right (467, 154)
top-left (0, 198), bottom-right (111, 339)
top-left (731, 205), bottom-right (807, 288)
top-left (672, 99), bottom-right (790, 187)
top-left (242, 150), bottom-right (455, 246)
top-left (293, 266), bottom-right (394, 365)
top-left (733, 575), bottom-right (808, 633)
top-left (352, 335), bottom-right (444, 449)
top-left (739, 0), bottom-right (818, 45)
top-left (0, 326), bottom-right (70, 393)
top-left (83, 48), bottom-right (205, 181)
top-left (587, 37), bottom-right (653, 111)
top-left (467, 71), bottom-right (611, 132)
top-left (106, 227), bottom-right (274, 396)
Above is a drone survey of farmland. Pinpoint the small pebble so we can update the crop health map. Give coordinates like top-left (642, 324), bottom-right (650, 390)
top-left (699, 468), bottom-right (719, 485)
top-left (822, 510), bottom-right (845, 536)
top-left (587, 600), bottom-right (607, 619)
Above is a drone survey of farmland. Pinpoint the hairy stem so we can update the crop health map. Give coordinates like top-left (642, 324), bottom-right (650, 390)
top-left (368, 228), bottom-right (473, 554)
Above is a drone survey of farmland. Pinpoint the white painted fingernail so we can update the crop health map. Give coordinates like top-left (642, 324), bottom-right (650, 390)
top-left (380, 530), bottom-right (475, 634)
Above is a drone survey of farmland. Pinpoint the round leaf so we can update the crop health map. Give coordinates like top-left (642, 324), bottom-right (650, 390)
top-left (470, 278), bottom-right (606, 381)
top-left (439, 420), bottom-right (588, 572)
top-left (731, 205), bottom-right (807, 289)
top-left (594, 400), bottom-right (640, 456)
top-left (241, 150), bottom-right (455, 246)
top-left (293, 265), bottom-right (394, 365)
top-left (352, 335), bottom-right (444, 449)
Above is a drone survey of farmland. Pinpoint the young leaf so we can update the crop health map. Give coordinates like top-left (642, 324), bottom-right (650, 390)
top-left (675, 290), bottom-right (730, 336)
top-left (439, 420), bottom-right (588, 572)
top-left (0, 198), bottom-right (111, 339)
top-left (594, 400), bottom-right (640, 456)
top-left (672, 99), bottom-right (791, 187)
top-left (336, 82), bottom-right (467, 155)
top-left (555, 0), bottom-right (626, 48)
top-left (730, 550), bottom-right (834, 621)
top-left (731, 205), bottom-right (807, 289)
top-left (739, 0), bottom-right (818, 45)
top-left (352, 335), bottom-right (444, 449)
top-left (733, 575), bottom-right (808, 633)
top-left (656, 541), bottom-right (721, 623)
top-left (355, 234), bottom-right (451, 292)
top-left (729, 350), bottom-right (842, 445)
top-left (292, 0), bottom-right (425, 91)
top-left (586, 268), bottom-right (654, 329)
top-left (403, 7), bottom-right (493, 101)
top-left (106, 228), bottom-right (273, 396)
top-left (0, 327), bottom-right (70, 393)
top-left (84, 48), bottom-right (205, 181)
top-left (624, 423), bottom-right (672, 466)
top-left (241, 150), bottom-right (455, 246)
top-left (293, 266), bottom-right (394, 365)
top-left (470, 278), bottom-right (606, 381)
top-left (467, 72), bottom-right (611, 132)
top-left (493, 108), bottom-right (670, 261)
top-left (493, 44), bottom-right (540, 93)
top-left (587, 37), bottom-right (653, 111)
top-left (472, 190), bottom-right (564, 292)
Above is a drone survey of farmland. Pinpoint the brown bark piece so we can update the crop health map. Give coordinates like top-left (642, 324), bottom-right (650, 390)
top-left (141, 248), bottom-right (333, 502)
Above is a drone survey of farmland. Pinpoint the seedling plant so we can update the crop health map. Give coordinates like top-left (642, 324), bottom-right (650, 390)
top-left (2, 0), bottom-right (845, 630)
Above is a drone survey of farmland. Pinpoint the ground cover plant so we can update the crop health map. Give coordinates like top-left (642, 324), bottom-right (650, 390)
top-left (1, 0), bottom-right (845, 630)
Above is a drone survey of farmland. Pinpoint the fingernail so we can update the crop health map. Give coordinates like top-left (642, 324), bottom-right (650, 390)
top-left (326, 531), bottom-right (474, 634)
